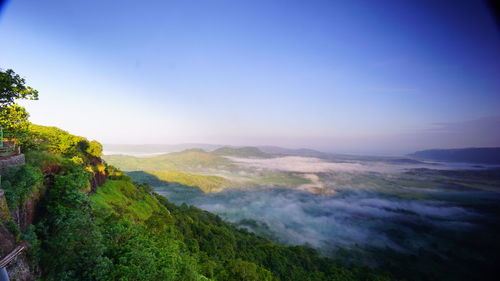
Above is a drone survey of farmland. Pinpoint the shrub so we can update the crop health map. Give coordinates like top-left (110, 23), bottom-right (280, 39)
top-left (1, 165), bottom-right (43, 210)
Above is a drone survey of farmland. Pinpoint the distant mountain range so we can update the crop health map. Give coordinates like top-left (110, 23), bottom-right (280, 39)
top-left (104, 144), bottom-right (500, 165)
top-left (103, 143), bottom-right (326, 157)
top-left (103, 143), bottom-right (223, 155)
top-left (409, 147), bottom-right (500, 164)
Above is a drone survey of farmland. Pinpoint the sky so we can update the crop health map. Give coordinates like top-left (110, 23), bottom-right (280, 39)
top-left (0, 0), bottom-right (499, 155)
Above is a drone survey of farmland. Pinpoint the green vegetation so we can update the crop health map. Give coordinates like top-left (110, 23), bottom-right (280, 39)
top-left (104, 149), bottom-right (233, 172)
top-left (252, 171), bottom-right (310, 187)
top-left (0, 68), bottom-right (39, 107)
top-left (213, 146), bottom-right (272, 158)
top-left (0, 104), bottom-right (31, 142)
top-left (91, 179), bottom-right (169, 221)
top-left (144, 170), bottom-right (232, 193)
top-left (28, 124), bottom-right (102, 160)
top-left (124, 169), bottom-right (311, 194)
top-left (37, 163), bottom-right (111, 281)
top-left (0, 165), bottom-right (43, 210)
top-left (0, 68), bottom-right (38, 142)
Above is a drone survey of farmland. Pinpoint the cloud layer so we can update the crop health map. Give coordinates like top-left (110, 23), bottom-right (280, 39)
top-left (181, 186), bottom-right (479, 255)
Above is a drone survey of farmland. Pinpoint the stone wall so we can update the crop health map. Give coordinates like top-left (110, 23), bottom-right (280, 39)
top-left (0, 154), bottom-right (25, 175)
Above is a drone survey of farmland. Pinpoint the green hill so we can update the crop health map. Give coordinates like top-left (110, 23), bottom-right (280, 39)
top-left (103, 149), bottom-right (233, 171)
top-left (213, 146), bottom-right (272, 158)
top-left (142, 170), bottom-right (232, 193)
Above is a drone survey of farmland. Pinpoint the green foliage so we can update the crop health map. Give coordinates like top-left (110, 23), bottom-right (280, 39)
top-left (105, 164), bottom-right (131, 181)
top-left (91, 179), bottom-right (171, 222)
top-left (5, 219), bottom-right (20, 239)
top-left (28, 124), bottom-right (84, 155)
top-left (0, 68), bottom-right (38, 107)
top-left (27, 124), bottom-right (103, 164)
top-left (87, 140), bottom-right (103, 158)
top-left (0, 69), bottom-right (38, 144)
top-left (145, 170), bottom-right (231, 193)
top-left (152, 193), bottom-right (392, 281)
top-left (24, 151), bottom-right (75, 175)
top-left (100, 220), bottom-right (205, 281)
top-left (212, 146), bottom-right (271, 158)
top-left (23, 224), bottom-right (42, 265)
top-left (103, 149), bottom-right (233, 171)
top-left (0, 165), bottom-right (43, 210)
top-left (215, 259), bottom-right (278, 281)
top-left (0, 104), bottom-right (31, 142)
top-left (37, 163), bottom-right (111, 281)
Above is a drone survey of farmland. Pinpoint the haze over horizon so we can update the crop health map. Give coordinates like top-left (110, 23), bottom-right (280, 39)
top-left (1, 0), bottom-right (500, 154)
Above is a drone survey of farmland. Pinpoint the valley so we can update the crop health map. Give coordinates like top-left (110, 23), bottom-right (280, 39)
top-left (105, 146), bottom-right (500, 281)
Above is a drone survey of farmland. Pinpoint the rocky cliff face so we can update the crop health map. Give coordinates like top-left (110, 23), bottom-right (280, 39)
top-left (0, 190), bottom-right (15, 254)
top-left (90, 158), bottom-right (106, 192)
top-left (10, 184), bottom-right (45, 231)
top-left (0, 190), bottom-right (10, 222)
top-left (5, 255), bottom-right (35, 281)
top-left (0, 188), bottom-right (40, 281)
top-left (0, 147), bottom-right (110, 280)
top-left (0, 156), bottom-right (108, 280)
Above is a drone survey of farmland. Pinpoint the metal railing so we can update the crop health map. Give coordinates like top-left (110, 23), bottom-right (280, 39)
top-left (0, 244), bottom-right (26, 281)
top-left (0, 245), bottom-right (25, 268)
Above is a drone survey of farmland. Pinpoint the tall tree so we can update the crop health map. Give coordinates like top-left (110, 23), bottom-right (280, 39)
top-left (0, 69), bottom-right (38, 108)
top-left (0, 69), bottom-right (39, 144)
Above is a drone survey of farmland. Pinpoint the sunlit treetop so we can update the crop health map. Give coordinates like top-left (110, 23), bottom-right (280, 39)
top-left (0, 69), bottom-right (39, 108)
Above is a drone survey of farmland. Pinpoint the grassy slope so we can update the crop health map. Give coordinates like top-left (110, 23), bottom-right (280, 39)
top-left (91, 179), bottom-right (169, 222)
top-left (103, 150), bottom-right (233, 171)
top-left (212, 146), bottom-right (272, 158)
top-left (145, 170), bottom-right (232, 192)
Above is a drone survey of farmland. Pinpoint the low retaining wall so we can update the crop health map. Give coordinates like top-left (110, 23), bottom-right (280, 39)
top-left (0, 155), bottom-right (25, 175)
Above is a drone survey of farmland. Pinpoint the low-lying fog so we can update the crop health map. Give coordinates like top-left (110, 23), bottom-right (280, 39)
top-left (155, 157), bottom-right (500, 265)
top-left (226, 156), bottom-right (493, 173)
top-left (161, 185), bottom-right (482, 255)
top-left (143, 153), bottom-right (500, 269)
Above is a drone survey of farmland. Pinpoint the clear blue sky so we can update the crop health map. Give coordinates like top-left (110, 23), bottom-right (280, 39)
top-left (1, 0), bottom-right (499, 154)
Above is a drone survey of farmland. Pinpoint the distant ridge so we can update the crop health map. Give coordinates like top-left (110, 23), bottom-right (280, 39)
top-left (213, 146), bottom-right (271, 158)
top-left (409, 147), bottom-right (500, 164)
top-left (103, 143), bottom-right (223, 155)
top-left (257, 146), bottom-right (326, 157)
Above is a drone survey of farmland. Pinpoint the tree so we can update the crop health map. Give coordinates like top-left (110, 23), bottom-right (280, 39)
top-left (0, 104), bottom-right (31, 140)
top-left (86, 140), bottom-right (103, 158)
top-left (0, 69), bottom-right (38, 144)
top-left (0, 69), bottom-right (38, 108)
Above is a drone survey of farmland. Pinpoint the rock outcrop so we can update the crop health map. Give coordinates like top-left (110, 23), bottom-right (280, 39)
top-left (0, 154), bottom-right (25, 175)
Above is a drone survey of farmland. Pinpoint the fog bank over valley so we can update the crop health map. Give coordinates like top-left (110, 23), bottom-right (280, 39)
top-left (103, 145), bottom-right (500, 272)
